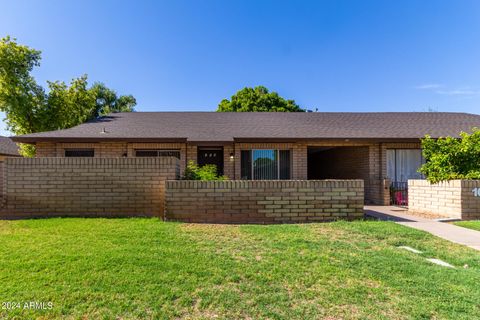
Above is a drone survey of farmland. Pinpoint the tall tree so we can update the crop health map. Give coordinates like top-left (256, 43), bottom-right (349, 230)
top-left (217, 86), bottom-right (304, 112)
top-left (0, 36), bottom-right (136, 156)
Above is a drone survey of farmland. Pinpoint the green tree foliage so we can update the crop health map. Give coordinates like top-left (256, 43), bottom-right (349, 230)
top-left (0, 36), bottom-right (45, 135)
top-left (0, 36), bottom-right (136, 156)
top-left (182, 160), bottom-right (228, 180)
top-left (217, 86), bottom-right (304, 112)
top-left (419, 128), bottom-right (480, 183)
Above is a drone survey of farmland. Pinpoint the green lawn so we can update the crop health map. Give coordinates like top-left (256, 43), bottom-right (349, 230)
top-left (1, 219), bottom-right (480, 319)
top-left (454, 220), bottom-right (480, 232)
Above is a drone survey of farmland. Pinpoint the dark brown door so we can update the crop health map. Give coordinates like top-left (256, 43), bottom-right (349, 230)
top-left (197, 147), bottom-right (224, 175)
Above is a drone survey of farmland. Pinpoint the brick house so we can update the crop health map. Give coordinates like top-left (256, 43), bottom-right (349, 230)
top-left (12, 112), bottom-right (480, 205)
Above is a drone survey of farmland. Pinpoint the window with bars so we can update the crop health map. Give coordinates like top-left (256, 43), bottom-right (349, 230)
top-left (240, 149), bottom-right (291, 180)
top-left (135, 149), bottom-right (181, 159)
top-left (64, 149), bottom-right (94, 157)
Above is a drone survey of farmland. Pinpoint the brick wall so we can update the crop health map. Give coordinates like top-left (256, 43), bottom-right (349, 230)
top-left (0, 156), bottom-right (20, 203)
top-left (408, 179), bottom-right (480, 219)
top-left (1, 157), bottom-right (179, 219)
top-left (33, 140), bottom-right (423, 206)
top-left (36, 142), bottom-right (56, 157)
top-left (36, 142), bottom-right (188, 175)
top-left (0, 161), bottom-right (4, 199)
top-left (165, 180), bottom-right (364, 223)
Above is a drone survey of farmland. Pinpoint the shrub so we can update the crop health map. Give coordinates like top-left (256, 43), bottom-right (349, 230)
top-left (182, 161), bottom-right (228, 181)
top-left (419, 128), bottom-right (480, 183)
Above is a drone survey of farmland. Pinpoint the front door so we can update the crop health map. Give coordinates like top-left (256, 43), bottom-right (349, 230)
top-left (197, 147), bottom-right (224, 175)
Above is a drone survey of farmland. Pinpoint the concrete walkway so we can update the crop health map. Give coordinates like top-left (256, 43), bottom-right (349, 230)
top-left (365, 206), bottom-right (480, 251)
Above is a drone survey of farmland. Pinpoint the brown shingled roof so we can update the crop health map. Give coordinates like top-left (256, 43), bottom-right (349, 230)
top-left (0, 136), bottom-right (20, 156)
top-left (12, 112), bottom-right (480, 143)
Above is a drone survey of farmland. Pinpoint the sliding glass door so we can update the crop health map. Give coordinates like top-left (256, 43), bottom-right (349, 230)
top-left (386, 149), bottom-right (425, 182)
top-left (241, 149), bottom-right (291, 180)
top-left (253, 149), bottom-right (278, 179)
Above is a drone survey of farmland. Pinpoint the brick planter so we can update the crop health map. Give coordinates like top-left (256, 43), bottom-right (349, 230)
top-left (408, 179), bottom-right (480, 219)
top-left (165, 180), bottom-right (364, 224)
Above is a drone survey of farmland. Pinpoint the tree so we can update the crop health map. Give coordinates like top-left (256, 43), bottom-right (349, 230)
top-left (419, 129), bottom-right (480, 183)
top-left (90, 82), bottom-right (136, 117)
top-left (0, 36), bottom-right (136, 156)
top-left (217, 86), bottom-right (304, 112)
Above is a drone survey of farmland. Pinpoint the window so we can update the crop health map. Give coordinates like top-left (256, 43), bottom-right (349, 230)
top-left (386, 149), bottom-right (425, 182)
top-left (135, 149), bottom-right (180, 159)
top-left (64, 149), bottom-right (94, 157)
top-left (241, 149), bottom-right (291, 180)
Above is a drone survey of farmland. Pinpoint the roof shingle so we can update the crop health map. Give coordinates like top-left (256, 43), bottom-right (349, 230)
top-left (0, 136), bottom-right (20, 156)
top-left (12, 112), bottom-right (480, 143)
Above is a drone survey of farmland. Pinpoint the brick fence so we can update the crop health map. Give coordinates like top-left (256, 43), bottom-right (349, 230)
top-left (1, 157), bottom-right (179, 219)
top-left (408, 179), bottom-right (480, 219)
top-left (165, 180), bottom-right (364, 223)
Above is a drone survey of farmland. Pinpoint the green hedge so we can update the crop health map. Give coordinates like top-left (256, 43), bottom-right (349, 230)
top-left (419, 128), bottom-right (480, 183)
top-left (182, 160), bottom-right (228, 181)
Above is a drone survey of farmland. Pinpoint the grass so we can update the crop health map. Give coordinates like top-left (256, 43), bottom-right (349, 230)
top-left (1, 219), bottom-right (480, 319)
top-left (454, 220), bottom-right (480, 232)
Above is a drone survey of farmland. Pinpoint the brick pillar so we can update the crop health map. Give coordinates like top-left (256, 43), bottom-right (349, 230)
top-left (382, 178), bottom-right (391, 205)
top-left (186, 145), bottom-right (197, 164)
top-left (366, 144), bottom-right (383, 204)
top-left (223, 144), bottom-right (235, 179)
top-left (293, 143), bottom-right (307, 179)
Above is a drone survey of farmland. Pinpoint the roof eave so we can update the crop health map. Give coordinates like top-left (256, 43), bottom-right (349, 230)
top-left (233, 137), bottom-right (423, 143)
top-left (12, 136), bottom-right (426, 144)
top-left (0, 153), bottom-right (20, 157)
top-left (12, 137), bottom-right (188, 144)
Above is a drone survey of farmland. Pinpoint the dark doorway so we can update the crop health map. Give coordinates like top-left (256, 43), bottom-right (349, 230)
top-left (197, 147), bottom-right (224, 175)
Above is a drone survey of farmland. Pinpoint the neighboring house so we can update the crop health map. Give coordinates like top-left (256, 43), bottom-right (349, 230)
top-left (12, 112), bottom-right (480, 204)
top-left (0, 136), bottom-right (21, 160)
top-left (0, 136), bottom-right (21, 196)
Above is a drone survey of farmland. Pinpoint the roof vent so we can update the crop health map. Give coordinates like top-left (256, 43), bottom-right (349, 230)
top-left (100, 127), bottom-right (107, 134)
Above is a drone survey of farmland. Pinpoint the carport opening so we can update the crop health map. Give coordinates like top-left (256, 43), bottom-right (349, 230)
top-left (307, 146), bottom-right (369, 180)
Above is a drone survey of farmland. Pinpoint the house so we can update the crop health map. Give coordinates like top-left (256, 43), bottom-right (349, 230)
top-left (0, 136), bottom-right (21, 160)
top-left (12, 112), bottom-right (480, 205)
top-left (0, 136), bottom-right (21, 196)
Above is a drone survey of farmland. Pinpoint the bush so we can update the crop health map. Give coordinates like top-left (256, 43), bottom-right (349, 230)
top-left (419, 128), bottom-right (480, 183)
top-left (182, 161), bottom-right (228, 181)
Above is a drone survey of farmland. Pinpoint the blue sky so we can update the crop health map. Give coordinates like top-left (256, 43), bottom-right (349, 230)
top-left (1, 0), bottom-right (479, 136)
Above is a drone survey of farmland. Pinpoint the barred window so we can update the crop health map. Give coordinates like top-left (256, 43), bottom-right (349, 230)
top-left (135, 149), bottom-right (181, 159)
top-left (64, 149), bottom-right (94, 157)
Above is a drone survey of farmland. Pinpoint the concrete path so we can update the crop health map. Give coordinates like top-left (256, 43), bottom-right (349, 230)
top-left (365, 206), bottom-right (480, 251)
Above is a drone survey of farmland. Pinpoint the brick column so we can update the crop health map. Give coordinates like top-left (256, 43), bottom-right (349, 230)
top-left (293, 143), bottom-right (308, 179)
top-left (223, 144), bottom-right (235, 179)
top-left (366, 144), bottom-right (383, 204)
